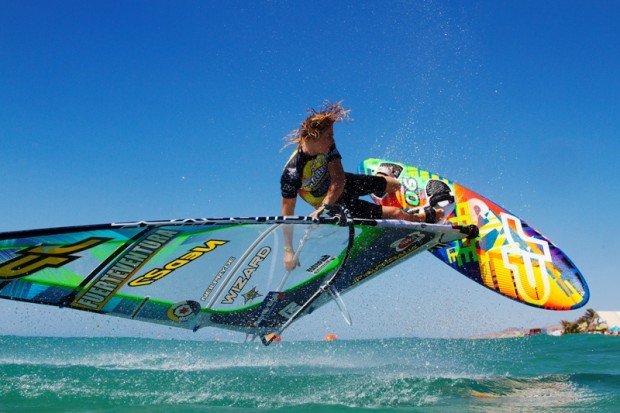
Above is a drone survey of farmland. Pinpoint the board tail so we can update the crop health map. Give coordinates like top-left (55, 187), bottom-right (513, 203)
top-left (361, 158), bottom-right (589, 310)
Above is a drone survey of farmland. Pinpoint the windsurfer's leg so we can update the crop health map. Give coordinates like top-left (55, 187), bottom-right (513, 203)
top-left (383, 176), bottom-right (400, 195)
top-left (343, 173), bottom-right (389, 199)
top-left (339, 198), bottom-right (382, 219)
top-left (382, 206), bottom-right (444, 223)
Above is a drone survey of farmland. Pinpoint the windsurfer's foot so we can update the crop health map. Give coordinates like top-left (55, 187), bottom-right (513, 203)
top-left (374, 165), bottom-right (397, 199)
top-left (375, 165), bottom-right (396, 178)
top-left (434, 208), bottom-right (444, 223)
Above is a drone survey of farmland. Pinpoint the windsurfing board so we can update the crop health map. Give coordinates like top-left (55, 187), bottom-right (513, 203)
top-left (359, 158), bottom-right (588, 310)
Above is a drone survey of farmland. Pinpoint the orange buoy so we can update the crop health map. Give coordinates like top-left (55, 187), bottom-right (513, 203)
top-left (324, 333), bottom-right (337, 342)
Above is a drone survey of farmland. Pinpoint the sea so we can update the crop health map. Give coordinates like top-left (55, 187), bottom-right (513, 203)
top-left (0, 334), bottom-right (618, 413)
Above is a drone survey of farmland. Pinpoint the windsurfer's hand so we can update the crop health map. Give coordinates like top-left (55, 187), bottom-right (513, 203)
top-left (309, 207), bottom-right (324, 219)
top-left (284, 250), bottom-right (300, 271)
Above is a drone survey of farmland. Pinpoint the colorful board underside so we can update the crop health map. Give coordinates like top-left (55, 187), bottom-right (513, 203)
top-left (360, 158), bottom-right (588, 310)
top-left (0, 217), bottom-right (464, 335)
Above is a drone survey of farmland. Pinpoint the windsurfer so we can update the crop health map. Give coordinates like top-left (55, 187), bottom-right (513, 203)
top-left (280, 101), bottom-right (443, 270)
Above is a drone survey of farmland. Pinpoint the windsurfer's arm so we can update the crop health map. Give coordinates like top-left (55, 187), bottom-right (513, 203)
top-left (281, 197), bottom-right (296, 248)
top-left (281, 197), bottom-right (299, 271)
top-left (324, 159), bottom-right (346, 205)
top-left (310, 159), bottom-right (346, 218)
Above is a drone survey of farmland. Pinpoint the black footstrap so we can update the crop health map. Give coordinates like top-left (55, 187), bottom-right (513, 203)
top-left (423, 206), bottom-right (437, 223)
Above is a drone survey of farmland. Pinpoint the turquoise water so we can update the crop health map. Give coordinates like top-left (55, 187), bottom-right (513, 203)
top-left (0, 334), bottom-right (618, 412)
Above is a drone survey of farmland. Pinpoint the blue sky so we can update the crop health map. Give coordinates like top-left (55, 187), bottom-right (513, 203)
top-left (1, 1), bottom-right (618, 340)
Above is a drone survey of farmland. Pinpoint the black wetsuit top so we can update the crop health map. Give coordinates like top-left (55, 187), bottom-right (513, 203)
top-left (280, 144), bottom-right (342, 208)
top-left (280, 144), bottom-right (387, 219)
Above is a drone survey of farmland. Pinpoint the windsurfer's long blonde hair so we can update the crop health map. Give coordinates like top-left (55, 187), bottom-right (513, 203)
top-left (284, 101), bottom-right (351, 147)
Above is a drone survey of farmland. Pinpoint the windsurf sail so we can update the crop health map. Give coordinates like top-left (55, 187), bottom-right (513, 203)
top-left (0, 216), bottom-right (470, 340)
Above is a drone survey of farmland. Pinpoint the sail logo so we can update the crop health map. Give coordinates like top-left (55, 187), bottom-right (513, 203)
top-left (72, 229), bottom-right (178, 311)
top-left (278, 301), bottom-right (301, 319)
top-left (201, 256), bottom-right (236, 301)
top-left (0, 237), bottom-right (110, 280)
top-left (306, 255), bottom-right (335, 274)
top-left (167, 300), bottom-right (201, 322)
top-left (499, 213), bottom-right (552, 306)
top-left (390, 232), bottom-right (426, 252)
top-left (221, 246), bottom-right (271, 304)
top-left (129, 240), bottom-right (228, 287)
top-left (352, 246), bottom-right (414, 285)
top-left (242, 286), bottom-right (263, 304)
